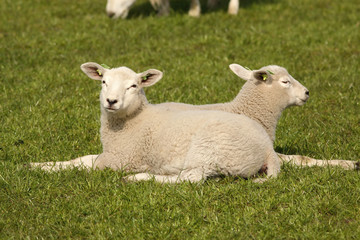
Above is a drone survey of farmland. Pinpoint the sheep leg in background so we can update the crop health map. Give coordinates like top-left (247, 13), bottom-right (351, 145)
top-left (150, 0), bottom-right (170, 16)
top-left (227, 0), bottom-right (239, 15)
top-left (152, 0), bottom-right (202, 17)
top-left (149, 0), bottom-right (160, 9)
top-left (30, 155), bottom-right (98, 172)
top-left (206, 0), bottom-right (239, 15)
top-left (188, 0), bottom-right (201, 17)
top-left (278, 153), bottom-right (360, 170)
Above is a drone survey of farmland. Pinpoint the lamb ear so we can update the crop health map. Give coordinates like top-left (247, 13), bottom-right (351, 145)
top-left (229, 64), bottom-right (252, 81)
top-left (253, 70), bottom-right (273, 83)
top-left (80, 62), bottom-right (107, 80)
top-left (139, 69), bottom-right (163, 87)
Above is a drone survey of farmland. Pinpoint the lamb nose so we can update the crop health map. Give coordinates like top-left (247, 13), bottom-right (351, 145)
top-left (107, 12), bottom-right (115, 18)
top-left (107, 99), bottom-right (118, 105)
top-left (305, 90), bottom-right (309, 96)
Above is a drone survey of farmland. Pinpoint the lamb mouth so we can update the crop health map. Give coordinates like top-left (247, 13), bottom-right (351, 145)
top-left (106, 107), bottom-right (118, 112)
top-left (299, 97), bottom-right (309, 103)
top-left (295, 98), bottom-right (308, 106)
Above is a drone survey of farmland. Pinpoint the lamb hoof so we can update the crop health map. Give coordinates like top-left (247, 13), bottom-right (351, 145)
top-left (24, 163), bottom-right (32, 169)
top-left (355, 161), bottom-right (360, 171)
top-left (253, 178), bottom-right (268, 183)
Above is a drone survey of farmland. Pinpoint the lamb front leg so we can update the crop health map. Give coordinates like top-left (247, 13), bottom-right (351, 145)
top-left (228, 0), bottom-right (239, 15)
top-left (30, 155), bottom-right (98, 172)
top-left (189, 0), bottom-right (201, 17)
top-left (123, 173), bottom-right (181, 183)
top-left (150, 0), bottom-right (170, 16)
top-left (253, 150), bottom-right (281, 183)
top-left (124, 169), bottom-right (205, 183)
top-left (277, 153), bottom-right (360, 170)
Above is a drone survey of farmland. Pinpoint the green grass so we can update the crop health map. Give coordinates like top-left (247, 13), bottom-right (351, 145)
top-left (1, 0), bottom-right (359, 238)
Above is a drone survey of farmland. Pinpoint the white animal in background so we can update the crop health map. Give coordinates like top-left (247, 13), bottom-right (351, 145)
top-left (31, 62), bottom-right (280, 182)
top-left (56, 64), bottom-right (358, 172)
top-left (106, 0), bottom-right (239, 18)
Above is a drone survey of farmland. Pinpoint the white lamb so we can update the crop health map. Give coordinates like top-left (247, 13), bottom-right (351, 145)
top-left (56, 64), bottom-right (358, 171)
top-left (31, 62), bottom-right (280, 182)
top-left (157, 64), bottom-right (359, 170)
top-left (106, 0), bottom-right (239, 18)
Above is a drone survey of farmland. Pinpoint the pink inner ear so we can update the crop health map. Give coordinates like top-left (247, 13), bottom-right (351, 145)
top-left (90, 67), bottom-right (99, 74)
top-left (141, 73), bottom-right (155, 84)
top-left (88, 67), bottom-right (102, 78)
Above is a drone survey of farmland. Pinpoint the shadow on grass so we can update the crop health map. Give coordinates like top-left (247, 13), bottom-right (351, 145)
top-left (124, 0), bottom-right (279, 19)
top-left (274, 145), bottom-right (317, 157)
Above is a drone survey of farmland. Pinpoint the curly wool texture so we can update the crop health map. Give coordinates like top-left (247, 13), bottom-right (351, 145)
top-left (97, 106), bottom-right (276, 179)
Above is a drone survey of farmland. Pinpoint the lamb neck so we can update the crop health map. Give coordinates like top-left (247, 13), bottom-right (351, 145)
top-left (227, 84), bottom-right (286, 143)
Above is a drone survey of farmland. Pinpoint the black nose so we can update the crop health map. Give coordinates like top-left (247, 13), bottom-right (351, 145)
top-left (107, 12), bottom-right (115, 18)
top-left (107, 98), bottom-right (118, 106)
top-left (305, 90), bottom-right (309, 96)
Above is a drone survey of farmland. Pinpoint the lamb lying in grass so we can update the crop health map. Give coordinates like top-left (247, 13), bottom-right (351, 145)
top-left (52, 64), bottom-right (358, 172)
top-left (31, 62), bottom-right (280, 182)
top-left (106, 0), bottom-right (239, 18)
top-left (157, 64), bottom-right (359, 170)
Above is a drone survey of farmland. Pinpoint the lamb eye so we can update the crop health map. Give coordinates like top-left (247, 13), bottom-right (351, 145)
top-left (126, 84), bottom-right (137, 91)
top-left (102, 80), bottom-right (106, 84)
top-left (282, 80), bottom-right (290, 84)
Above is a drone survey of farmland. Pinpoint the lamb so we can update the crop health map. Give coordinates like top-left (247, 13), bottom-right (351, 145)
top-left (158, 64), bottom-right (359, 170)
top-left (156, 64), bottom-right (359, 170)
top-left (106, 0), bottom-right (239, 19)
top-left (31, 62), bottom-right (281, 182)
top-left (57, 64), bottom-right (358, 171)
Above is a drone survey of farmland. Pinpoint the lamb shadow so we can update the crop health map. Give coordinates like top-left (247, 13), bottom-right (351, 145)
top-left (206, 0), bottom-right (278, 14)
top-left (274, 145), bottom-right (316, 157)
top-left (126, 0), bottom-right (278, 19)
top-left (127, 0), bottom-right (189, 18)
top-left (127, 1), bottom-right (158, 18)
top-left (275, 146), bottom-right (300, 155)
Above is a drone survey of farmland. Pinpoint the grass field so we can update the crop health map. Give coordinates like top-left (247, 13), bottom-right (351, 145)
top-left (1, 0), bottom-right (359, 238)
